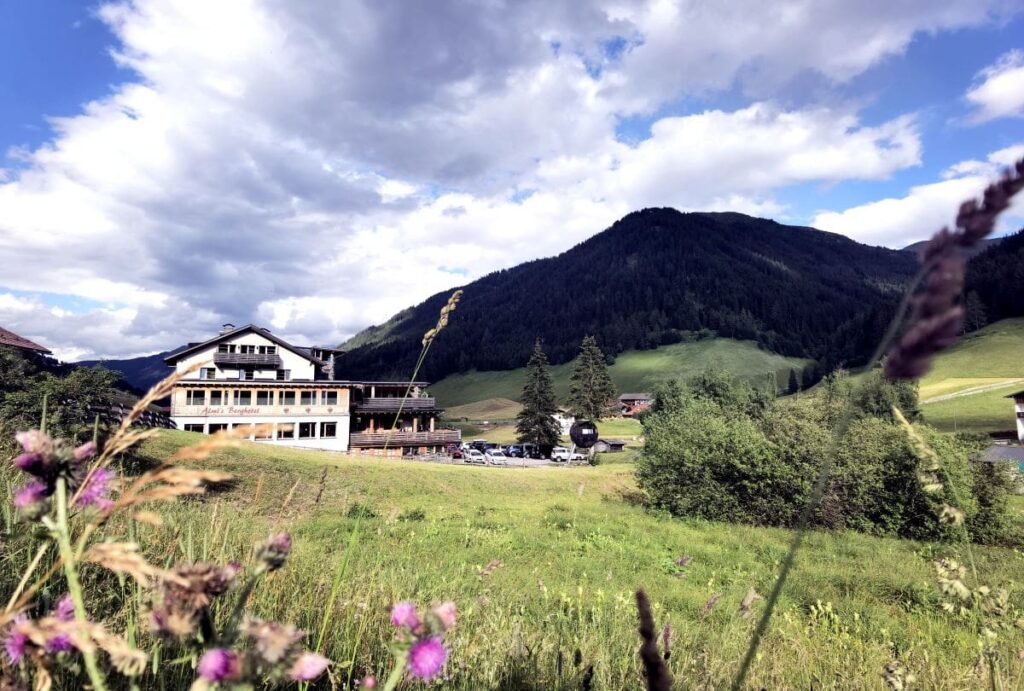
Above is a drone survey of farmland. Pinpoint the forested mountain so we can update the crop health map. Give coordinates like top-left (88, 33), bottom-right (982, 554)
top-left (78, 351), bottom-right (173, 395)
top-left (963, 228), bottom-right (1024, 330)
top-left (335, 209), bottom-right (918, 382)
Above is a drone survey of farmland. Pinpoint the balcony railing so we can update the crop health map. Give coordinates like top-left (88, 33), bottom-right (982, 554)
top-left (213, 352), bottom-right (283, 367)
top-left (349, 430), bottom-right (460, 448)
top-left (353, 397), bottom-right (437, 412)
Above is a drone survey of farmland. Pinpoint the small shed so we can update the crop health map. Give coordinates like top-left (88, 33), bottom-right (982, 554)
top-left (594, 438), bottom-right (627, 453)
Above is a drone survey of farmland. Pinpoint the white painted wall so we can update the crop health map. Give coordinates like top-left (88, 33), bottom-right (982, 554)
top-left (1016, 399), bottom-right (1023, 442)
top-left (173, 414), bottom-right (351, 452)
top-left (173, 331), bottom-right (317, 381)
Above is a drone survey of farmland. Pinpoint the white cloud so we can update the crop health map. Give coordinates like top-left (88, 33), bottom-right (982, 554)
top-left (965, 50), bottom-right (1024, 123)
top-left (813, 144), bottom-right (1024, 247)
top-left (0, 0), bottom-right (1017, 358)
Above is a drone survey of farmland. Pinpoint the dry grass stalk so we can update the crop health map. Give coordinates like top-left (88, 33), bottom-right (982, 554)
top-left (739, 587), bottom-right (763, 619)
top-left (699, 593), bottom-right (721, 619)
top-left (84, 542), bottom-right (189, 587)
top-left (170, 423), bottom-right (273, 462)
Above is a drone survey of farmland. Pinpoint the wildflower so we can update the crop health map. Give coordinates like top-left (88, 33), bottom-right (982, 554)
top-left (74, 467), bottom-right (115, 510)
top-left (407, 638), bottom-right (446, 679)
top-left (13, 430), bottom-right (57, 479)
top-left (149, 562), bottom-right (240, 638)
top-left (3, 616), bottom-right (28, 665)
top-left (362, 677), bottom-right (378, 688)
top-left (54, 595), bottom-right (75, 622)
top-left (391, 601), bottom-right (420, 630)
top-left (242, 618), bottom-right (303, 665)
top-left (197, 648), bottom-right (241, 682)
top-left (254, 533), bottom-right (292, 572)
top-left (288, 651), bottom-right (330, 681)
top-left (73, 441), bottom-right (96, 462)
top-left (13, 481), bottom-right (49, 510)
top-left (431, 601), bottom-right (456, 632)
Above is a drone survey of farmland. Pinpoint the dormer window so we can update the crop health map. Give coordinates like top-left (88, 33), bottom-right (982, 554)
top-left (217, 344), bottom-right (236, 354)
top-left (199, 368), bottom-right (216, 380)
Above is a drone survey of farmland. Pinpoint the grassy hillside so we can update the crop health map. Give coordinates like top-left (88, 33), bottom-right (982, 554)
top-left (432, 338), bottom-right (810, 409)
top-left (921, 318), bottom-right (1024, 433)
top-left (62, 430), bottom-right (1018, 689)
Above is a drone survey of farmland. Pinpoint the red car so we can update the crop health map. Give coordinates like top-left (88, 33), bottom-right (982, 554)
top-left (446, 443), bottom-right (464, 459)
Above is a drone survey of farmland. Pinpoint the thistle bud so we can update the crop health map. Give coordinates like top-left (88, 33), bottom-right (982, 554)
top-left (255, 533), bottom-right (292, 571)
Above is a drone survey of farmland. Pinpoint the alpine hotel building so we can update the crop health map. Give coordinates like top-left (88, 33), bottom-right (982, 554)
top-left (165, 324), bottom-right (459, 456)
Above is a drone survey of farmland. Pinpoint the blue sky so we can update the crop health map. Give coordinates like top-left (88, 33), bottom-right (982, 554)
top-left (0, 1), bottom-right (1022, 360)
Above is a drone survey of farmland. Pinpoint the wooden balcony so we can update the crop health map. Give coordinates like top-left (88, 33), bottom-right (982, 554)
top-left (352, 397), bottom-right (437, 413)
top-left (349, 429), bottom-right (460, 448)
top-left (171, 404), bottom-right (346, 417)
top-left (213, 352), bottom-right (283, 367)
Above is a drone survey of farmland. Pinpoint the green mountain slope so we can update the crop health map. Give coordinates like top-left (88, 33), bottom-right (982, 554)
top-left (431, 337), bottom-right (810, 409)
top-left (920, 318), bottom-right (1024, 433)
top-left (336, 209), bottom-right (915, 383)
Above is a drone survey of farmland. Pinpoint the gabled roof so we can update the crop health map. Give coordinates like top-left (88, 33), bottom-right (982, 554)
top-left (163, 324), bottom-right (325, 367)
top-left (1006, 390), bottom-right (1024, 399)
top-left (0, 326), bottom-right (51, 354)
top-left (618, 392), bottom-right (652, 400)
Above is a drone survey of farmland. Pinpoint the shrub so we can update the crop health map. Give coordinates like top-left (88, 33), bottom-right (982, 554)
top-left (346, 502), bottom-right (378, 519)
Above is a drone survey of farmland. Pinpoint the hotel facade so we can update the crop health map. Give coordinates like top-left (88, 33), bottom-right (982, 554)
top-left (1010, 389), bottom-right (1024, 442)
top-left (165, 324), bottom-right (459, 455)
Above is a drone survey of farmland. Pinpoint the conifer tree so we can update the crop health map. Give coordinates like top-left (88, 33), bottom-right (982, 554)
top-left (515, 341), bottom-right (562, 446)
top-left (567, 335), bottom-right (617, 420)
top-left (787, 368), bottom-right (800, 394)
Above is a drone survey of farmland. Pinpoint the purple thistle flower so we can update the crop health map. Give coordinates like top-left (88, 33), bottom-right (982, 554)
top-left (288, 651), bottom-right (330, 681)
top-left (15, 430), bottom-right (51, 455)
top-left (4, 616), bottom-right (29, 665)
top-left (13, 431), bottom-right (56, 479)
top-left (255, 532), bottom-right (292, 571)
top-left (197, 648), bottom-right (240, 682)
top-left (74, 467), bottom-right (115, 510)
top-left (13, 481), bottom-right (49, 509)
top-left (54, 595), bottom-right (75, 622)
top-left (432, 601), bottom-right (456, 632)
top-left (390, 601), bottom-right (420, 630)
top-left (73, 441), bottom-right (97, 462)
top-left (45, 633), bottom-right (74, 654)
top-left (407, 638), bottom-right (446, 679)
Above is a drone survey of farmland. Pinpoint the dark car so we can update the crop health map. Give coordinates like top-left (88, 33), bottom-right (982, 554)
top-left (505, 444), bottom-right (524, 458)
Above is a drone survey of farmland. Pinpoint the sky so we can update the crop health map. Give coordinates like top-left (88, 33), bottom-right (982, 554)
top-left (1, 1), bottom-right (1023, 361)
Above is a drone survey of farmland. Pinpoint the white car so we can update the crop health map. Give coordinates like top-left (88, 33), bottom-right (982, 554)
top-left (551, 447), bottom-right (586, 463)
top-left (485, 450), bottom-right (508, 465)
top-left (465, 449), bottom-right (486, 464)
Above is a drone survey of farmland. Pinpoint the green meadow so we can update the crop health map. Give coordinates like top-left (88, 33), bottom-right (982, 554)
top-left (5, 429), bottom-right (1015, 689)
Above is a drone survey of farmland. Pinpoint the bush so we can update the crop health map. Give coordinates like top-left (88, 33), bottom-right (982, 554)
top-left (346, 502), bottom-right (377, 519)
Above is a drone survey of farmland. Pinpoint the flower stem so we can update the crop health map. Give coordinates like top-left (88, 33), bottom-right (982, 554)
top-left (54, 476), bottom-right (109, 691)
top-left (381, 650), bottom-right (408, 691)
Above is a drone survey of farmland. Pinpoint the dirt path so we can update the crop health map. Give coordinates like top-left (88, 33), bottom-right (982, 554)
top-left (921, 378), bottom-right (1024, 404)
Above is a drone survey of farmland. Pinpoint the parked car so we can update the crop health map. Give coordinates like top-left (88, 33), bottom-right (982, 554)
top-left (551, 447), bottom-right (586, 463)
top-left (470, 440), bottom-right (489, 453)
top-left (485, 449), bottom-right (509, 465)
top-left (446, 443), bottom-right (463, 459)
top-left (465, 449), bottom-right (486, 464)
top-left (505, 444), bottom-right (524, 458)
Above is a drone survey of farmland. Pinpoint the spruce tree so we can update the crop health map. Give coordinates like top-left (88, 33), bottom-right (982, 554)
top-left (515, 341), bottom-right (562, 446)
top-left (787, 368), bottom-right (800, 394)
top-left (567, 335), bottom-right (617, 420)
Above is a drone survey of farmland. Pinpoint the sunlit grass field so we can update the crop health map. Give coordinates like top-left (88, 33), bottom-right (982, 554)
top-left (430, 338), bottom-right (809, 409)
top-left (3, 430), bottom-right (1017, 689)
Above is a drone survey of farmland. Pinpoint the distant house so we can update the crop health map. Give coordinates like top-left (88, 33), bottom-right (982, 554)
top-left (1008, 389), bottom-right (1024, 442)
top-left (0, 326), bottom-right (51, 356)
top-left (982, 444), bottom-right (1024, 472)
top-left (594, 438), bottom-right (627, 453)
top-left (618, 392), bottom-right (653, 417)
top-left (553, 408), bottom-right (575, 435)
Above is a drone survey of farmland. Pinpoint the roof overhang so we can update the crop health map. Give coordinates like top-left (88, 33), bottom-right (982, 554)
top-left (164, 325), bottom-right (325, 367)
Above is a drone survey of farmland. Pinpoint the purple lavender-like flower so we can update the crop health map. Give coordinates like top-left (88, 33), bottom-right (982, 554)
top-left (390, 601), bottom-right (420, 630)
top-left (73, 441), bottom-right (96, 462)
top-left (45, 633), bottom-right (74, 654)
top-left (288, 651), bottom-right (330, 681)
top-left (74, 467), bottom-right (115, 510)
top-left (197, 648), bottom-right (240, 682)
top-left (4, 615), bottom-right (28, 665)
top-left (13, 481), bottom-right (49, 510)
top-left (407, 637), bottom-right (446, 679)
top-left (54, 595), bottom-right (75, 622)
top-left (255, 532), bottom-right (292, 571)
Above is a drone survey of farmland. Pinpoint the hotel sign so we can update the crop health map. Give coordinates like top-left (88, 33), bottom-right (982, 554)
top-left (199, 406), bottom-right (260, 416)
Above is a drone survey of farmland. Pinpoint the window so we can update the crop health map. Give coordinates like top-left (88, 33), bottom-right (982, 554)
top-left (323, 391), bottom-right (338, 405)
top-left (243, 368), bottom-right (255, 380)
top-left (321, 422), bottom-right (337, 438)
top-left (298, 422), bottom-right (316, 439)
top-left (199, 367), bottom-right (216, 380)
top-left (184, 424), bottom-right (204, 433)
top-left (240, 345), bottom-right (256, 354)
top-left (256, 391), bottom-right (274, 406)
top-left (186, 390), bottom-right (205, 406)
top-left (233, 390), bottom-right (252, 406)
top-left (276, 369), bottom-right (291, 381)
top-left (280, 391), bottom-right (295, 406)
top-left (300, 391), bottom-right (315, 406)
top-left (258, 345), bottom-right (276, 354)
top-left (277, 424), bottom-right (295, 439)
top-left (210, 391), bottom-right (223, 406)
top-left (208, 423), bottom-right (228, 434)
top-left (217, 344), bottom-right (236, 353)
